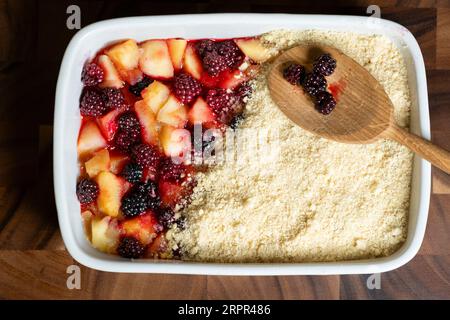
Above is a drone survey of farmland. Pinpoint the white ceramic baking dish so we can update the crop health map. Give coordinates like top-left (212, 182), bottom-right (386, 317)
top-left (54, 14), bottom-right (430, 275)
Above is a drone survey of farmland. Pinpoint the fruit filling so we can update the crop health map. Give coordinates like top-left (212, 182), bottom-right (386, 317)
top-left (76, 36), bottom-right (270, 259)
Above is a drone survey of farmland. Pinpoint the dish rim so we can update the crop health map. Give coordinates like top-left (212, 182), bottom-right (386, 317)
top-left (54, 13), bottom-right (431, 275)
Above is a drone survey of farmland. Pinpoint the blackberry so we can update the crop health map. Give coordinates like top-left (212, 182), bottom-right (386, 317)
top-left (159, 158), bottom-right (189, 184)
top-left (121, 190), bottom-right (149, 217)
top-left (202, 51), bottom-right (228, 76)
top-left (140, 181), bottom-right (160, 206)
top-left (157, 207), bottom-right (176, 228)
top-left (114, 130), bottom-right (139, 152)
top-left (303, 73), bottom-right (327, 96)
top-left (173, 73), bottom-right (202, 104)
top-left (195, 39), bottom-right (215, 57)
top-left (197, 40), bottom-right (243, 76)
top-left (79, 88), bottom-right (107, 117)
top-left (138, 181), bottom-right (160, 209)
top-left (206, 88), bottom-right (239, 123)
top-left (283, 64), bottom-right (305, 85)
top-left (120, 162), bottom-right (143, 184)
top-left (313, 53), bottom-right (336, 76)
top-left (216, 40), bottom-right (244, 68)
top-left (131, 143), bottom-right (161, 169)
top-left (128, 77), bottom-right (153, 96)
top-left (102, 88), bottom-right (127, 110)
top-left (81, 63), bottom-right (104, 86)
top-left (121, 182), bottom-right (160, 217)
top-left (118, 112), bottom-right (140, 133)
top-left (315, 91), bottom-right (336, 115)
top-left (236, 82), bottom-right (252, 103)
top-left (117, 237), bottom-right (145, 259)
top-left (76, 178), bottom-right (99, 204)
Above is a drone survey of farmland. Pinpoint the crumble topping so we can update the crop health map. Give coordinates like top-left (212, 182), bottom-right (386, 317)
top-left (168, 30), bottom-right (413, 262)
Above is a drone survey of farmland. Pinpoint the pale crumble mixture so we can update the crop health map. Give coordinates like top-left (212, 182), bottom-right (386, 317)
top-left (168, 30), bottom-right (414, 263)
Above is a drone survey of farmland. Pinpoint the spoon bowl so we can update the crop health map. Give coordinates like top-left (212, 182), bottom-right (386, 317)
top-left (268, 45), bottom-right (393, 143)
top-left (268, 44), bottom-right (450, 173)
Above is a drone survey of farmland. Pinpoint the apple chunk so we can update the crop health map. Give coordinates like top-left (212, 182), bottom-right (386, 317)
top-left (96, 171), bottom-right (129, 217)
top-left (160, 125), bottom-right (192, 159)
top-left (134, 100), bottom-right (159, 146)
top-left (139, 40), bottom-right (174, 79)
top-left (159, 180), bottom-right (193, 209)
top-left (85, 149), bottom-right (110, 178)
top-left (96, 107), bottom-right (122, 141)
top-left (146, 233), bottom-right (172, 259)
top-left (157, 94), bottom-right (188, 128)
top-left (77, 120), bottom-right (107, 158)
top-left (120, 211), bottom-right (161, 245)
top-left (97, 54), bottom-right (124, 89)
top-left (188, 97), bottom-right (217, 128)
top-left (218, 64), bottom-right (259, 89)
top-left (81, 210), bottom-right (93, 242)
top-left (183, 44), bottom-right (202, 80)
top-left (106, 39), bottom-right (143, 84)
top-left (234, 38), bottom-right (271, 63)
top-left (109, 153), bottom-right (129, 174)
top-left (141, 80), bottom-right (170, 114)
top-left (106, 39), bottom-right (140, 71)
top-left (91, 216), bottom-right (120, 253)
top-left (167, 39), bottom-right (187, 70)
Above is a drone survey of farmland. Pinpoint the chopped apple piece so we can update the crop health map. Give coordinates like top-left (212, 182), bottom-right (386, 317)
top-left (146, 233), bottom-right (171, 259)
top-left (134, 100), bottom-right (159, 146)
top-left (188, 97), bottom-right (217, 128)
top-left (81, 210), bottom-right (93, 242)
top-left (85, 149), bottom-right (110, 178)
top-left (96, 107), bottom-right (122, 141)
top-left (77, 121), bottom-right (107, 158)
top-left (167, 39), bottom-right (187, 70)
top-left (141, 80), bottom-right (171, 114)
top-left (97, 54), bottom-right (124, 88)
top-left (91, 216), bottom-right (120, 253)
top-left (96, 171), bottom-right (129, 217)
top-left (158, 94), bottom-right (182, 114)
top-left (139, 40), bottom-right (174, 78)
top-left (159, 125), bottom-right (191, 159)
top-left (159, 180), bottom-right (192, 209)
top-left (234, 38), bottom-right (271, 63)
top-left (106, 39), bottom-right (140, 71)
top-left (109, 153), bottom-right (129, 174)
top-left (124, 68), bottom-right (143, 85)
top-left (157, 95), bottom-right (188, 128)
top-left (120, 211), bottom-right (161, 245)
top-left (106, 39), bottom-right (143, 84)
top-left (183, 44), bottom-right (202, 80)
top-left (218, 64), bottom-right (259, 89)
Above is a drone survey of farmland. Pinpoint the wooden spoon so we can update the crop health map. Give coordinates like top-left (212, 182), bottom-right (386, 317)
top-left (268, 45), bottom-right (450, 174)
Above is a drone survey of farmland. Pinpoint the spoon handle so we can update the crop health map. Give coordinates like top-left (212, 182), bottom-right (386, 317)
top-left (383, 124), bottom-right (450, 174)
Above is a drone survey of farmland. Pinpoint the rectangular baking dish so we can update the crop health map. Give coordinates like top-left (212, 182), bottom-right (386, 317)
top-left (54, 13), bottom-right (430, 275)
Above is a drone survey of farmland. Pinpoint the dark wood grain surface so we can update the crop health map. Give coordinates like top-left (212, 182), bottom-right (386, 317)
top-left (0, 0), bottom-right (449, 300)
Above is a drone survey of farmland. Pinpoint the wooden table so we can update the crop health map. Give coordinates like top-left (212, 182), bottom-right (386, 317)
top-left (0, 0), bottom-right (449, 299)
